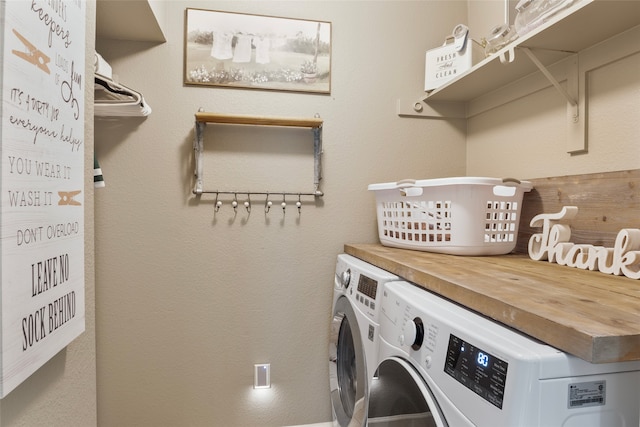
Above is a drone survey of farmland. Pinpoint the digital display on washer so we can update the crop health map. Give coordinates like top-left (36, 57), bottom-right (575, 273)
top-left (357, 274), bottom-right (377, 300)
top-left (444, 334), bottom-right (508, 409)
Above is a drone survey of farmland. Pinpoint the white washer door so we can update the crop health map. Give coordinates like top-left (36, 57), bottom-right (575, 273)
top-left (368, 357), bottom-right (447, 427)
top-left (329, 296), bottom-right (367, 427)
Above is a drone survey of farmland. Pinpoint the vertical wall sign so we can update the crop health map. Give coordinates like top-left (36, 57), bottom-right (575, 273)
top-left (0, 0), bottom-right (85, 397)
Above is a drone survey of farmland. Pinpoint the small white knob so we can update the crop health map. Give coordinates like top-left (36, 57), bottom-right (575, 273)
top-left (281, 202), bottom-right (287, 208)
top-left (425, 355), bottom-right (432, 369)
top-left (244, 201), bottom-right (250, 208)
top-left (216, 201), bottom-right (223, 208)
top-left (232, 200), bottom-right (238, 208)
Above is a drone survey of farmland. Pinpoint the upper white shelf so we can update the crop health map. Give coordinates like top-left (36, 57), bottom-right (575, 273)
top-left (96, 0), bottom-right (166, 43)
top-left (418, 0), bottom-right (640, 105)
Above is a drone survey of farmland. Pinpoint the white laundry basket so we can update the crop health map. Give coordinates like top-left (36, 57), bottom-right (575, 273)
top-left (368, 177), bottom-right (533, 255)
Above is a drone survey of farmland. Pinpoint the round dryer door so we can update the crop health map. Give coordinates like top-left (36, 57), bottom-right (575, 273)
top-left (329, 296), bottom-right (367, 427)
top-left (368, 357), bottom-right (447, 427)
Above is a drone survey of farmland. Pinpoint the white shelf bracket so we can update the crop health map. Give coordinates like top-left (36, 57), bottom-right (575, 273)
top-left (520, 47), bottom-right (578, 118)
top-left (521, 47), bottom-right (585, 154)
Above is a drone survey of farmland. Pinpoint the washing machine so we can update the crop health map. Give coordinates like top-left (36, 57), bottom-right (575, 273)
top-left (329, 254), bottom-right (399, 427)
top-left (368, 280), bottom-right (640, 426)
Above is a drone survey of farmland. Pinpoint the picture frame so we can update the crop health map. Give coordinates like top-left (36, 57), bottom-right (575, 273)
top-left (184, 8), bottom-right (332, 94)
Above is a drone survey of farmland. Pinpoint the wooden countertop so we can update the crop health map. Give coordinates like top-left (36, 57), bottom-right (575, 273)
top-left (345, 243), bottom-right (640, 364)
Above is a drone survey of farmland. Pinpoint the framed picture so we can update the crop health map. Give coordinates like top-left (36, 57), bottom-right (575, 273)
top-left (184, 8), bottom-right (331, 94)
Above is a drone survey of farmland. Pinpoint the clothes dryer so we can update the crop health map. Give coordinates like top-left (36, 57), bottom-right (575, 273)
top-left (329, 254), bottom-right (399, 427)
top-left (368, 280), bottom-right (640, 426)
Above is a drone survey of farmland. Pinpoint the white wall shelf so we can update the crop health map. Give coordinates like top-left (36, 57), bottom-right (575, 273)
top-left (96, 0), bottom-right (166, 43)
top-left (399, 0), bottom-right (640, 121)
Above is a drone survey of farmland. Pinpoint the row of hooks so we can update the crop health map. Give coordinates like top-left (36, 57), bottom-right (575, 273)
top-left (212, 192), bottom-right (307, 214)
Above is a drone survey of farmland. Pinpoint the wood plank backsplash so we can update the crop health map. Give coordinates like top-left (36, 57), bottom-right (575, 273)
top-left (516, 169), bottom-right (640, 253)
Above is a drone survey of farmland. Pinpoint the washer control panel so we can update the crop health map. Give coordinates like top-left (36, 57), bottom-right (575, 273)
top-left (357, 274), bottom-right (378, 300)
top-left (444, 334), bottom-right (508, 409)
top-left (354, 273), bottom-right (378, 310)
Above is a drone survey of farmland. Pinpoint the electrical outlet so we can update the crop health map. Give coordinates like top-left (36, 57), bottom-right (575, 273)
top-left (254, 364), bottom-right (270, 389)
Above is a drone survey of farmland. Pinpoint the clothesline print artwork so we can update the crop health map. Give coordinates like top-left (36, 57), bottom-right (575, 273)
top-left (184, 8), bottom-right (331, 94)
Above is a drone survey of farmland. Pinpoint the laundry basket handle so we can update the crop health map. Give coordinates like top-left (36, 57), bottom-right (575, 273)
top-left (502, 177), bottom-right (522, 185)
top-left (396, 179), bottom-right (417, 187)
top-left (395, 179), bottom-right (424, 197)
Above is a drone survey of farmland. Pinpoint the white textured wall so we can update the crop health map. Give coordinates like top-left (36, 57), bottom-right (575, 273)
top-left (94, 1), bottom-right (467, 426)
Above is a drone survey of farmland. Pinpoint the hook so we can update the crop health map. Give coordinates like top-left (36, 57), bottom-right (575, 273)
top-left (244, 194), bottom-right (251, 213)
top-left (214, 193), bottom-right (222, 212)
top-left (296, 194), bottom-right (302, 214)
top-left (499, 46), bottom-right (516, 64)
top-left (232, 193), bottom-right (238, 213)
top-left (265, 193), bottom-right (272, 213)
top-left (281, 194), bottom-right (287, 213)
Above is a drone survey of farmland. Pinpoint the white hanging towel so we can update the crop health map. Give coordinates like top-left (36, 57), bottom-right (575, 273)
top-left (255, 37), bottom-right (271, 64)
top-left (211, 31), bottom-right (233, 59)
top-left (232, 34), bottom-right (252, 63)
top-left (94, 75), bottom-right (152, 117)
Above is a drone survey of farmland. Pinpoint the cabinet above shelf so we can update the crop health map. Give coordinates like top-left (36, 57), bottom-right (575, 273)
top-left (399, 0), bottom-right (640, 117)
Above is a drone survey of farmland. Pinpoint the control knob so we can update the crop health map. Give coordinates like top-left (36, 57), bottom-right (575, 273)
top-left (340, 269), bottom-right (351, 289)
top-left (401, 317), bottom-right (424, 351)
